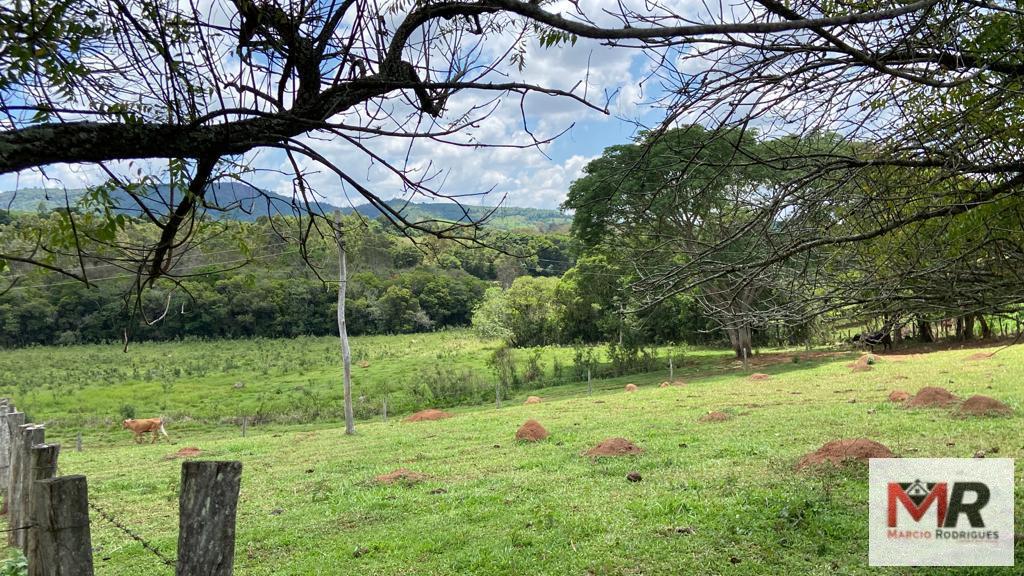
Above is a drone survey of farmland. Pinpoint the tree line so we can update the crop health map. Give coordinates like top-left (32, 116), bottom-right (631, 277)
top-left (0, 213), bottom-right (574, 347)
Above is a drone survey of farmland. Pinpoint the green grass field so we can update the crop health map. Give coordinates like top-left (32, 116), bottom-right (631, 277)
top-left (4, 336), bottom-right (1020, 574)
top-left (0, 330), bottom-right (721, 432)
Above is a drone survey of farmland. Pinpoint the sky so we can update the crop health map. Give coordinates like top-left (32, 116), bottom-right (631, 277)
top-left (0, 0), bottom-right (694, 211)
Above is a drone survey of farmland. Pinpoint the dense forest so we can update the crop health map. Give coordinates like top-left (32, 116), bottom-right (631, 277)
top-left (0, 210), bottom-right (577, 346)
top-left (1, 206), bottom-right (743, 350)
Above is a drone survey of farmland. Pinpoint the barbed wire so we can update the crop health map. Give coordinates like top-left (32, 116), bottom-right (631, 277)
top-left (88, 501), bottom-right (176, 569)
top-left (0, 524), bottom-right (32, 534)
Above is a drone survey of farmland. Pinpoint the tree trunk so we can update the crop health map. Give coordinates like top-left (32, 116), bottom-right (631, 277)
top-left (336, 223), bottom-right (354, 436)
top-left (979, 315), bottom-right (992, 339)
top-left (961, 314), bottom-right (975, 340)
top-left (917, 319), bottom-right (934, 343)
top-left (727, 325), bottom-right (752, 359)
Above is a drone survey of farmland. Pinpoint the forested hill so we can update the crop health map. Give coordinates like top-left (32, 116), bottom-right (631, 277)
top-left (0, 185), bottom-right (571, 231)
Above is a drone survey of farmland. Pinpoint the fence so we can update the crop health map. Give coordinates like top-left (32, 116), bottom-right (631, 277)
top-left (0, 398), bottom-right (243, 576)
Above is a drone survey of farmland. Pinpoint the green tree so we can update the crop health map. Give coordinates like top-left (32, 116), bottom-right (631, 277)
top-left (373, 286), bottom-right (426, 334)
top-left (564, 125), bottom-right (770, 358)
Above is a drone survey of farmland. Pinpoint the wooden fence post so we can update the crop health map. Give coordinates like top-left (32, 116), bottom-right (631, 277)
top-left (9, 424), bottom-right (44, 549)
top-left (177, 461), bottom-right (242, 576)
top-left (0, 407), bottom-right (19, 514)
top-left (1, 407), bottom-right (24, 510)
top-left (26, 444), bottom-right (60, 560)
top-left (28, 475), bottom-right (94, 576)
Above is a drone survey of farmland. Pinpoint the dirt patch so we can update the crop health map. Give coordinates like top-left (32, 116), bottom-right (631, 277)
top-left (905, 387), bottom-right (958, 409)
top-left (659, 380), bottom-right (685, 388)
top-left (624, 383), bottom-right (638, 392)
top-left (888, 390), bottom-right (910, 403)
top-left (585, 437), bottom-right (644, 457)
top-left (797, 438), bottom-right (895, 469)
top-left (659, 382), bottom-right (669, 388)
top-left (698, 411), bottom-right (732, 423)
top-left (956, 395), bottom-right (1013, 417)
top-left (847, 354), bottom-right (876, 372)
top-left (403, 409), bottom-right (453, 423)
top-left (749, 373), bottom-right (770, 381)
top-left (164, 447), bottom-right (201, 460)
top-left (375, 468), bottom-right (428, 485)
top-left (515, 419), bottom-right (549, 442)
top-left (966, 352), bottom-right (993, 361)
top-left (524, 396), bottom-right (542, 405)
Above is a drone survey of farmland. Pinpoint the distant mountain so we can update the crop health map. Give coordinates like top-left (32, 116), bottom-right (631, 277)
top-left (0, 184), bottom-right (571, 231)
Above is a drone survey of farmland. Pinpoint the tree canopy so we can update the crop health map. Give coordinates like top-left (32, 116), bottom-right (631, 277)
top-left (3, 0), bottom-right (1022, 338)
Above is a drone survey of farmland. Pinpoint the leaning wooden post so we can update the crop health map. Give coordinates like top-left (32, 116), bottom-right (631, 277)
top-left (25, 444), bottom-right (60, 557)
top-left (0, 407), bottom-right (19, 514)
top-left (29, 475), bottom-right (94, 576)
top-left (2, 410), bottom-right (25, 514)
top-left (177, 461), bottom-right (243, 576)
top-left (9, 424), bottom-right (44, 548)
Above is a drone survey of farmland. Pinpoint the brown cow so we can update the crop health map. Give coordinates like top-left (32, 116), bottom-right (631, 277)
top-left (122, 418), bottom-right (169, 444)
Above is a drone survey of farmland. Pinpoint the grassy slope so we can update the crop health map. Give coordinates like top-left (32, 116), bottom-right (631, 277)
top-left (25, 342), bottom-right (1022, 575)
top-left (0, 331), bottom-right (716, 429)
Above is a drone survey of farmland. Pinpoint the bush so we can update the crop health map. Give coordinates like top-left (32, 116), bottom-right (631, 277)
top-left (572, 345), bottom-right (597, 380)
top-left (605, 342), bottom-right (657, 377)
top-left (0, 552), bottom-right (27, 576)
top-left (119, 404), bottom-right (136, 420)
top-left (523, 349), bottom-right (545, 384)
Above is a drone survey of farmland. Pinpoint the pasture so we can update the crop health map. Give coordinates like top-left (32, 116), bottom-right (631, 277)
top-left (7, 337), bottom-right (1021, 574)
top-left (0, 330), bottom-right (716, 434)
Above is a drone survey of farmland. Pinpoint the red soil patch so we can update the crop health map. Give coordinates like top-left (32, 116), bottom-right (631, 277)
top-left (659, 382), bottom-right (669, 388)
top-left (956, 395), bottom-right (1013, 417)
top-left (515, 419), bottom-right (549, 442)
top-left (850, 364), bottom-right (874, 373)
top-left (749, 373), bottom-right (770, 381)
top-left (524, 396), bottom-right (542, 405)
top-left (905, 387), bottom-right (958, 409)
top-left (164, 447), bottom-right (201, 460)
top-left (624, 383), bottom-right (638, 392)
top-left (888, 390), bottom-right (910, 403)
top-left (699, 411), bottom-right (731, 423)
top-left (375, 468), bottom-right (428, 485)
top-left (966, 352), bottom-right (993, 361)
top-left (797, 438), bottom-right (895, 469)
top-left (585, 437), bottom-right (644, 457)
top-left (403, 409), bottom-right (453, 423)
